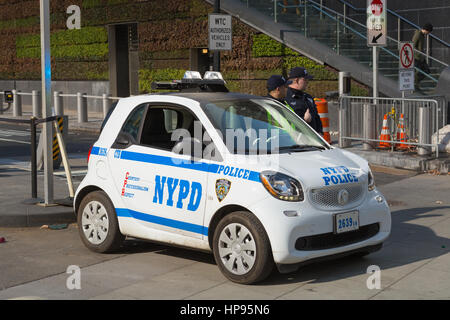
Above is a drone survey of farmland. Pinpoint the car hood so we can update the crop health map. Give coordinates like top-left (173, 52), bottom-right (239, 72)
top-left (261, 148), bottom-right (369, 189)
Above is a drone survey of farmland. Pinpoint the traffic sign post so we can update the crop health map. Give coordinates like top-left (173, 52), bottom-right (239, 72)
top-left (367, 0), bottom-right (387, 99)
top-left (399, 42), bottom-right (415, 92)
top-left (367, 0), bottom-right (387, 47)
top-left (40, 0), bottom-right (54, 205)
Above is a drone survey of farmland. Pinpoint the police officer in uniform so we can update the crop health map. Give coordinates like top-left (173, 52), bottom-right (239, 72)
top-left (285, 67), bottom-right (323, 135)
top-left (266, 75), bottom-right (288, 105)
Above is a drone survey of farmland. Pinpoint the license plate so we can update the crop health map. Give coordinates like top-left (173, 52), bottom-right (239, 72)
top-left (334, 211), bottom-right (359, 234)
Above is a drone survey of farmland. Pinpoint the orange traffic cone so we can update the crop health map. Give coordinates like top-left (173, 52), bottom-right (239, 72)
top-left (314, 98), bottom-right (331, 144)
top-left (378, 114), bottom-right (391, 149)
top-left (396, 113), bottom-right (408, 150)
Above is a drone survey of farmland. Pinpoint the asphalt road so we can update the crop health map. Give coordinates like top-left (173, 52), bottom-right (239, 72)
top-left (0, 123), bottom-right (98, 159)
top-left (1, 123), bottom-right (448, 300)
top-left (0, 172), bottom-right (449, 300)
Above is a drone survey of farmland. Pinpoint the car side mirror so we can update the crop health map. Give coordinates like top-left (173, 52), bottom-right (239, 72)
top-left (112, 132), bottom-right (132, 149)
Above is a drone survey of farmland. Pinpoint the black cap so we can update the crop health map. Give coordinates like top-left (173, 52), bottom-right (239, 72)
top-left (422, 23), bottom-right (433, 32)
top-left (287, 67), bottom-right (314, 80)
top-left (267, 75), bottom-right (287, 92)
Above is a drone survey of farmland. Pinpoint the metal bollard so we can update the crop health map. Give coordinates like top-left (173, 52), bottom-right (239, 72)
top-left (54, 91), bottom-right (64, 116)
top-left (32, 90), bottom-right (42, 118)
top-left (417, 105), bottom-right (431, 156)
top-left (0, 94), bottom-right (3, 115)
top-left (339, 72), bottom-right (351, 96)
top-left (417, 105), bottom-right (431, 155)
top-left (339, 98), bottom-right (351, 148)
top-left (363, 103), bottom-right (377, 150)
top-left (77, 92), bottom-right (88, 123)
top-left (102, 93), bottom-right (111, 118)
top-left (13, 89), bottom-right (22, 117)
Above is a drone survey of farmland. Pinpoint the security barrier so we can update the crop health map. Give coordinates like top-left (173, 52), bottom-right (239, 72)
top-left (314, 98), bottom-right (331, 143)
top-left (338, 96), bottom-right (446, 158)
top-left (0, 90), bottom-right (121, 121)
top-left (0, 116), bottom-right (62, 202)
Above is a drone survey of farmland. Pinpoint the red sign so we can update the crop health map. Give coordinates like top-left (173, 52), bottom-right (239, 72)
top-left (400, 43), bottom-right (414, 69)
top-left (371, 0), bottom-right (383, 16)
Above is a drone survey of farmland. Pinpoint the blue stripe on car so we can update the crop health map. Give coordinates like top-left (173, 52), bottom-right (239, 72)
top-left (116, 208), bottom-right (208, 236)
top-left (91, 147), bottom-right (260, 182)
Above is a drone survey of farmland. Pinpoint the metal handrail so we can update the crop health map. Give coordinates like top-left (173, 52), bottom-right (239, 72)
top-left (335, 0), bottom-right (450, 48)
top-left (303, 0), bottom-right (448, 68)
top-left (304, 1), bottom-right (439, 82)
top-left (273, 0), bottom-right (448, 68)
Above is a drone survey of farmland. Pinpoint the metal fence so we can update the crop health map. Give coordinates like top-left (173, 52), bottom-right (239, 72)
top-left (338, 96), bottom-right (446, 158)
top-left (0, 90), bottom-right (122, 122)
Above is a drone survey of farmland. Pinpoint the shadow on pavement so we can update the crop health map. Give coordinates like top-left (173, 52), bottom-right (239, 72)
top-left (113, 205), bottom-right (450, 286)
top-left (262, 205), bottom-right (450, 285)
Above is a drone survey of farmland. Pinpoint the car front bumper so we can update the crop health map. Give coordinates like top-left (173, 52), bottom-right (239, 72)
top-left (249, 188), bottom-right (391, 265)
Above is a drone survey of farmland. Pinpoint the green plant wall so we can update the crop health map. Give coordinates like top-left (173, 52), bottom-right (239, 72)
top-left (0, 0), bottom-right (368, 97)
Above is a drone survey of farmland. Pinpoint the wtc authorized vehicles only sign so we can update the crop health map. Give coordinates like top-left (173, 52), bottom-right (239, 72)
top-left (209, 14), bottom-right (232, 51)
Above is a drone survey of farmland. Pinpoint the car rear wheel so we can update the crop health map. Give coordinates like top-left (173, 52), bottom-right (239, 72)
top-left (77, 190), bottom-right (124, 253)
top-left (213, 211), bottom-right (274, 284)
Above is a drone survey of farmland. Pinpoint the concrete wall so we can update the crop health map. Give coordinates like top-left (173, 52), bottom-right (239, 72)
top-left (0, 80), bottom-right (109, 113)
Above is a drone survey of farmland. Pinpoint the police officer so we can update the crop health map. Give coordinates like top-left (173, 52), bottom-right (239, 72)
top-left (266, 75), bottom-right (288, 104)
top-left (285, 67), bottom-right (323, 135)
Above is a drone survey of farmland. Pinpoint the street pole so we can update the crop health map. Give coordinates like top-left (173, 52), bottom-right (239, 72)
top-left (373, 46), bottom-right (378, 100)
top-left (40, 0), bottom-right (54, 204)
top-left (213, 0), bottom-right (221, 72)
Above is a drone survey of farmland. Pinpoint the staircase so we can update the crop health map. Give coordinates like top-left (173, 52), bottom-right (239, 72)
top-left (207, 0), bottom-right (449, 96)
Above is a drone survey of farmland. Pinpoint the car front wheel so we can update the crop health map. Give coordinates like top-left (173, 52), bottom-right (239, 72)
top-left (213, 211), bottom-right (274, 284)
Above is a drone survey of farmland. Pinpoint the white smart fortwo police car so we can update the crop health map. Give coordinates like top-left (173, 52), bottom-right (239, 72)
top-left (74, 71), bottom-right (391, 284)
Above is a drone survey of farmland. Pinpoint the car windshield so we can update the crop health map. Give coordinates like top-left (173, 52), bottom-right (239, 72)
top-left (201, 98), bottom-right (329, 154)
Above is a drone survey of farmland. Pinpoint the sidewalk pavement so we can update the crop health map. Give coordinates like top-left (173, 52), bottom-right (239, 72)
top-left (0, 158), bottom-right (87, 227)
top-left (1, 103), bottom-right (100, 227)
top-left (0, 173), bottom-right (449, 299)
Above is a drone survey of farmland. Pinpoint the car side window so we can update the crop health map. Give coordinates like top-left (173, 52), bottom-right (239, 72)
top-left (121, 104), bottom-right (146, 142)
top-left (140, 106), bottom-right (187, 150)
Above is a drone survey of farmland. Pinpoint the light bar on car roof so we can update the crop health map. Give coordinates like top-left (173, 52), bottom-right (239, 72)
top-left (151, 70), bottom-right (229, 92)
top-left (183, 71), bottom-right (202, 80)
top-left (203, 71), bottom-right (224, 81)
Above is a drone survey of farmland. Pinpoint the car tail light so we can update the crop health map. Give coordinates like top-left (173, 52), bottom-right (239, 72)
top-left (87, 145), bottom-right (93, 163)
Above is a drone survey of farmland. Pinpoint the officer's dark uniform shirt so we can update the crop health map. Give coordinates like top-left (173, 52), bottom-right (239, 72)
top-left (266, 94), bottom-right (287, 106)
top-left (285, 87), bottom-right (323, 134)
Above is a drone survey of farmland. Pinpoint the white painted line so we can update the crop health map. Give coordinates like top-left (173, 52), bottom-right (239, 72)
top-left (0, 137), bottom-right (30, 144)
top-left (54, 169), bottom-right (87, 177)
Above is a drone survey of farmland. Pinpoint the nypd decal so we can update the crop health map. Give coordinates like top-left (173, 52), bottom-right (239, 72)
top-left (153, 175), bottom-right (202, 212)
top-left (320, 166), bottom-right (359, 186)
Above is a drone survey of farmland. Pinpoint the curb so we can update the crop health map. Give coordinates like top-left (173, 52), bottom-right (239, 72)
top-left (348, 148), bottom-right (450, 173)
top-left (0, 210), bottom-right (76, 228)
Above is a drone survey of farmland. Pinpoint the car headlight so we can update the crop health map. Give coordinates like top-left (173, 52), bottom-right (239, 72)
top-left (368, 169), bottom-right (376, 191)
top-left (260, 171), bottom-right (304, 201)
